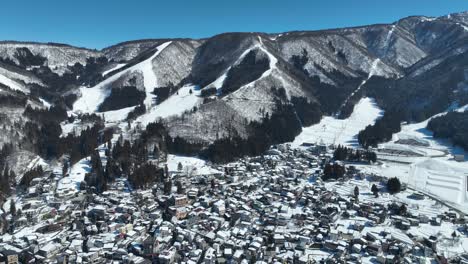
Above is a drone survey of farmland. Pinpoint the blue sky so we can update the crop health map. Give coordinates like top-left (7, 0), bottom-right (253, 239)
top-left (1, 0), bottom-right (466, 49)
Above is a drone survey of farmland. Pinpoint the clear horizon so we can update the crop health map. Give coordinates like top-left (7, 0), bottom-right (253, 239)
top-left (1, 0), bottom-right (466, 49)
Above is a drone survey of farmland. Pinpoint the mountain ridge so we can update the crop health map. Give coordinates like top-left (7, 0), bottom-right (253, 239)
top-left (0, 10), bottom-right (466, 172)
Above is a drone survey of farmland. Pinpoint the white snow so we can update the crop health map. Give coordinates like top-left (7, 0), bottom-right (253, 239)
top-left (456, 22), bottom-right (468, 32)
top-left (409, 159), bottom-right (468, 205)
top-left (240, 37), bottom-right (279, 89)
top-left (102, 106), bottom-right (136, 123)
top-left (39, 98), bottom-right (52, 108)
top-left (56, 156), bottom-right (91, 194)
top-left (204, 70), bottom-right (229, 89)
top-left (204, 36), bottom-right (280, 96)
top-left (0, 73), bottom-right (25, 92)
top-left (292, 97), bottom-right (383, 147)
top-left (355, 103), bottom-right (468, 212)
top-left (137, 85), bottom-right (202, 126)
top-left (167, 154), bottom-right (221, 176)
top-left (73, 41), bottom-right (172, 113)
top-left (338, 59), bottom-right (382, 113)
top-left (102, 63), bottom-right (126, 76)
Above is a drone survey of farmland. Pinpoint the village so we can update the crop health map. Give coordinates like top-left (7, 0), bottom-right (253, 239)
top-left (0, 143), bottom-right (467, 264)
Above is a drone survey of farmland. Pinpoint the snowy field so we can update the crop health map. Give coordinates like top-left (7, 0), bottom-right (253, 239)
top-left (56, 157), bottom-right (90, 195)
top-left (291, 96), bottom-right (468, 213)
top-left (353, 104), bottom-right (468, 213)
top-left (167, 154), bottom-right (221, 177)
top-left (292, 97), bottom-right (384, 147)
top-left (136, 85), bottom-right (202, 126)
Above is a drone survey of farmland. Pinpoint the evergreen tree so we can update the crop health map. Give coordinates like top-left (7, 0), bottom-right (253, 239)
top-left (387, 177), bottom-right (401, 194)
top-left (164, 179), bottom-right (172, 195)
top-left (398, 204), bottom-right (407, 216)
top-left (62, 161), bottom-right (69, 176)
top-left (9, 200), bottom-right (16, 217)
top-left (176, 181), bottom-right (183, 194)
top-left (354, 186), bottom-right (359, 198)
top-left (371, 184), bottom-right (379, 197)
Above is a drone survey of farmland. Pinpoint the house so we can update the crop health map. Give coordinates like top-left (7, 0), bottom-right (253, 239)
top-left (174, 195), bottom-right (188, 207)
top-left (39, 242), bottom-right (60, 258)
top-left (159, 247), bottom-right (176, 264)
top-left (0, 250), bottom-right (19, 264)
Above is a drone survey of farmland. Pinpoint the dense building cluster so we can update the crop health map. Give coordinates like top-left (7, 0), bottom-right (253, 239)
top-left (0, 144), bottom-right (467, 263)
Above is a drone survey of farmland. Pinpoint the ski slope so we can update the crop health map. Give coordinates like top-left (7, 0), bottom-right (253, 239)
top-left (292, 97), bottom-right (383, 147)
top-left (381, 103), bottom-right (468, 157)
top-left (102, 106), bottom-right (136, 123)
top-left (137, 85), bottom-right (202, 126)
top-left (73, 41), bottom-right (172, 113)
top-left (0, 73), bottom-right (25, 92)
top-left (102, 63), bottom-right (126, 76)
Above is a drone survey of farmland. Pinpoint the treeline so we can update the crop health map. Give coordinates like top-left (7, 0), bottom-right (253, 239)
top-left (202, 99), bottom-right (303, 162)
top-left (0, 85), bottom-right (28, 107)
top-left (152, 83), bottom-right (175, 103)
top-left (322, 163), bottom-right (346, 181)
top-left (69, 56), bottom-right (109, 87)
top-left (21, 102), bottom-right (111, 164)
top-left (289, 48), bottom-right (363, 115)
top-left (98, 86), bottom-right (146, 112)
top-left (221, 50), bottom-right (270, 95)
top-left (0, 144), bottom-right (14, 196)
top-left (138, 96), bottom-right (305, 163)
top-left (0, 48), bottom-right (109, 107)
top-left (0, 47), bottom-right (46, 68)
top-left (61, 123), bottom-right (113, 164)
top-left (0, 163), bottom-right (16, 196)
top-left (126, 103), bottom-right (146, 121)
top-left (19, 166), bottom-right (43, 188)
top-left (24, 105), bottom-right (68, 123)
top-left (83, 136), bottom-right (166, 192)
top-left (427, 111), bottom-right (468, 150)
top-left (290, 96), bottom-right (322, 126)
top-left (333, 145), bottom-right (377, 163)
top-left (358, 110), bottom-right (403, 148)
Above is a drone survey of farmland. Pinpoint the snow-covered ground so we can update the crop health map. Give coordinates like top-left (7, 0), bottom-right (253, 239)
top-left (409, 159), bottom-right (468, 205)
top-left (0, 73), bottom-right (25, 92)
top-left (326, 176), bottom-right (468, 259)
top-left (73, 41), bottom-right (172, 113)
top-left (102, 63), bottom-right (126, 76)
top-left (103, 106), bottom-right (136, 124)
top-left (56, 156), bottom-right (90, 195)
top-left (136, 85), bottom-right (202, 126)
top-left (167, 154), bottom-right (221, 176)
top-left (292, 97), bottom-right (384, 147)
top-left (354, 103), bottom-right (468, 212)
top-left (56, 145), bottom-right (108, 195)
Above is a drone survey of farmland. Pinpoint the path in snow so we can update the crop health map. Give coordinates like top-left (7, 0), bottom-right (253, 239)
top-left (137, 85), bottom-right (201, 126)
top-left (337, 59), bottom-right (382, 115)
top-left (73, 41), bottom-right (172, 113)
top-left (337, 26), bottom-right (395, 115)
top-left (292, 97), bottom-right (383, 147)
top-left (0, 73), bottom-right (25, 93)
top-left (102, 63), bottom-right (126, 76)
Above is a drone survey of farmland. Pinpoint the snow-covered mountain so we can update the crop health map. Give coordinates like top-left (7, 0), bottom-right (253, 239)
top-left (0, 11), bottom-right (467, 173)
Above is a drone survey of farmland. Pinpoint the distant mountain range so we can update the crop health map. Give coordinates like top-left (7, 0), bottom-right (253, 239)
top-left (0, 11), bottom-right (467, 172)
